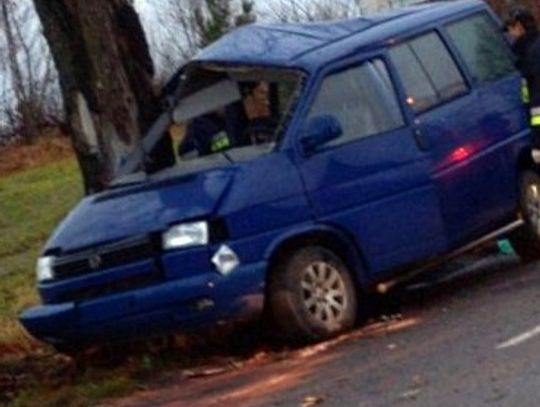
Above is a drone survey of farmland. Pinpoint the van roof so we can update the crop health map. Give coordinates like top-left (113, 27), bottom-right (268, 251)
top-left (194, 0), bottom-right (491, 71)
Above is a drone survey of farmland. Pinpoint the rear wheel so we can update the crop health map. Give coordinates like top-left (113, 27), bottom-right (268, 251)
top-left (510, 171), bottom-right (540, 261)
top-left (268, 246), bottom-right (358, 343)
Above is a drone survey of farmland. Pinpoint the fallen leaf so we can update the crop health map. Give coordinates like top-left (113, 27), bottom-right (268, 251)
top-left (183, 366), bottom-right (229, 379)
top-left (412, 374), bottom-right (426, 387)
top-left (298, 342), bottom-right (332, 358)
top-left (399, 389), bottom-right (421, 401)
top-left (301, 395), bottom-right (324, 407)
top-left (252, 351), bottom-right (268, 361)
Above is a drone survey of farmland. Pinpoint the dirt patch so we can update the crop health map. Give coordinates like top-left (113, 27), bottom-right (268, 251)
top-left (0, 129), bottom-right (74, 177)
top-left (0, 352), bottom-right (76, 404)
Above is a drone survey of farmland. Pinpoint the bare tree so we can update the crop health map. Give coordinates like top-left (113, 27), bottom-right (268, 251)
top-left (486, 0), bottom-right (540, 22)
top-left (263, 0), bottom-right (433, 22)
top-left (150, 0), bottom-right (256, 83)
top-left (0, 0), bottom-right (59, 143)
top-left (32, 0), bottom-right (174, 194)
top-left (265, 0), bottom-right (365, 22)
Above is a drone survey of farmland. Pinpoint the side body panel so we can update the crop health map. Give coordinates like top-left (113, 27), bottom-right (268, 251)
top-left (294, 54), bottom-right (447, 278)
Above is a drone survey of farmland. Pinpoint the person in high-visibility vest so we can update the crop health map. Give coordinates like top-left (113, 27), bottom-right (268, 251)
top-left (506, 8), bottom-right (540, 162)
top-left (179, 82), bottom-right (277, 158)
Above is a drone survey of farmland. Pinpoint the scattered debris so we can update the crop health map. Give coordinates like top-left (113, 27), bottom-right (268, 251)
top-left (412, 374), bottom-right (426, 386)
top-left (298, 342), bottom-right (331, 359)
top-left (0, 373), bottom-right (28, 403)
top-left (182, 358), bottom-right (245, 379)
top-left (0, 350), bottom-right (76, 403)
top-left (398, 389), bottom-right (421, 401)
top-left (252, 351), bottom-right (269, 362)
top-left (301, 395), bottom-right (325, 407)
top-left (381, 313), bottom-right (403, 322)
top-left (183, 366), bottom-right (230, 379)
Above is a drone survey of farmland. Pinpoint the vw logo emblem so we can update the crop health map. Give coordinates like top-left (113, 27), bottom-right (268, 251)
top-left (88, 254), bottom-right (102, 270)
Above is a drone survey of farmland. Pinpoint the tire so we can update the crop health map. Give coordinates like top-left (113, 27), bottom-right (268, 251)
top-left (268, 246), bottom-right (358, 343)
top-left (510, 170), bottom-right (540, 261)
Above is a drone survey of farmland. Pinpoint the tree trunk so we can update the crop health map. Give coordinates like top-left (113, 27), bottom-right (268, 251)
top-left (33, 0), bottom-right (172, 194)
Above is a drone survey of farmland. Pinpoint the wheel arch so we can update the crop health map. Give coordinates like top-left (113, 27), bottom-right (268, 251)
top-left (264, 224), bottom-right (370, 289)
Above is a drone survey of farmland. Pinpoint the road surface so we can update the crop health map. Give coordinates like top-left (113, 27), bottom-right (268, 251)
top-left (110, 252), bottom-right (540, 407)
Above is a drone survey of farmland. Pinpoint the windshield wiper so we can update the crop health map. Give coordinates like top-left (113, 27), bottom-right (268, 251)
top-left (109, 171), bottom-right (147, 189)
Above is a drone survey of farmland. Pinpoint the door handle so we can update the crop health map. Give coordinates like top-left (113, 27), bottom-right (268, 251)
top-left (413, 128), bottom-right (430, 151)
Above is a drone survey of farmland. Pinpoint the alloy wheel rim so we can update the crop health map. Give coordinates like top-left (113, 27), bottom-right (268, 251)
top-left (301, 261), bottom-right (347, 326)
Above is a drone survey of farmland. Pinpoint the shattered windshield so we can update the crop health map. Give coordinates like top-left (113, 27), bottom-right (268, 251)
top-left (164, 65), bottom-right (303, 169)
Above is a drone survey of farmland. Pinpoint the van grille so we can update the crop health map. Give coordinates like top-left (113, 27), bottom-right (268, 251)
top-left (57, 273), bottom-right (161, 303)
top-left (53, 236), bottom-right (157, 280)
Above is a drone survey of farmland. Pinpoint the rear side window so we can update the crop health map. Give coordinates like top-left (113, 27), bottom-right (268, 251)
top-left (389, 32), bottom-right (468, 113)
top-left (446, 13), bottom-right (515, 83)
top-left (307, 59), bottom-right (404, 146)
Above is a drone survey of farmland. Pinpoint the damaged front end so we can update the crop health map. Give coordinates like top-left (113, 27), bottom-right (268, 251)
top-left (20, 63), bottom-right (306, 350)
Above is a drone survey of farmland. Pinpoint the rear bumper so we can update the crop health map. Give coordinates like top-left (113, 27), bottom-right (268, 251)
top-left (20, 262), bottom-right (266, 347)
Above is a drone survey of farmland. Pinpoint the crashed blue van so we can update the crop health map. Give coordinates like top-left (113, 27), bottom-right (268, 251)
top-left (20, 0), bottom-right (540, 350)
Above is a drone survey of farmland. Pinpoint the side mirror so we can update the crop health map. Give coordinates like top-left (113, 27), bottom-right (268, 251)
top-left (300, 115), bottom-right (343, 155)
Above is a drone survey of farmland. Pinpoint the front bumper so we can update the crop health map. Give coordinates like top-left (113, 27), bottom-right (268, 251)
top-left (20, 262), bottom-right (266, 347)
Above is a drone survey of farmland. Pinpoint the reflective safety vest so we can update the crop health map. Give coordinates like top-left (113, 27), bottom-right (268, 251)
top-left (521, 79), bottom-right (540, 128)
top-left (210, 131), bottom-right (231, 152)
top-left (522, 78), bottom-right (530, 104)
top-left (513, 32), bottom-right (540, 133)
top-left (531, 106), bottom-right (540, 127)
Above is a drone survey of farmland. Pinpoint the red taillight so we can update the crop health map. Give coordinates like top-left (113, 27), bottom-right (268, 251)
top-left (450, 147), bottom-right (471, 162)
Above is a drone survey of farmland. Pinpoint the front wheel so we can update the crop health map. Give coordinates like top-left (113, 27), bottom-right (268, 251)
top-left (268, 246), bottom-right (358, 343)
top-left (510, 171), bottom-right (540, 261)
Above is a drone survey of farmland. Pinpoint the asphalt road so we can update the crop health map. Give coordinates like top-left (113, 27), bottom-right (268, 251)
top-left (111, 252), bottom-right (540, 407)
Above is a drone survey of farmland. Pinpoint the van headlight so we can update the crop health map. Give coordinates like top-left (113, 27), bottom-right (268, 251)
top-left (163, 221), bottom-right (209, 250)
top-left (36, 256), bottom-right (55, 282)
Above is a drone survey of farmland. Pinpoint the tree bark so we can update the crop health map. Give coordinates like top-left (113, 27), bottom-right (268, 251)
top-left (33, 0), bottom-right (172, 194)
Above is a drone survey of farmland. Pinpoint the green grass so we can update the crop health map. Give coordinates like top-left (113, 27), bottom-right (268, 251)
top-left (0, 159), bottom-right (143, 406)
top-left (0, 158), bottom-right (82, 352)
top-left (0, 159), bottom-right (82, 259)
top-left (10, 372), bottom-right (137, 407)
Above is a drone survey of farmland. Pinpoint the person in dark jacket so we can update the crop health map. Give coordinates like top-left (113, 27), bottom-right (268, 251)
top-left (179, 82), bottom-right (278, 157)
top-left (506, 8), bottom-right (540, 162)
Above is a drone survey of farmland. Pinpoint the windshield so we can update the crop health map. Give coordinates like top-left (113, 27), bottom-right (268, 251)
top-left (158, 65), bottom-right (304, 173)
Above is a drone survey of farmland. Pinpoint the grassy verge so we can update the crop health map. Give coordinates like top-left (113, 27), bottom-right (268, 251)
top-left (0, 159), bottom-right (155, 406)
top-left (0, 158), bottom-right (83, 355)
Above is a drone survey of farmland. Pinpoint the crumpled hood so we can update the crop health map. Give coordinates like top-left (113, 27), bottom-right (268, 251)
top-left (45, 168), bottom-right (235, 253)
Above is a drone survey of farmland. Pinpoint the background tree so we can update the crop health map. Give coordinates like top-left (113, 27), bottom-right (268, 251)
top-left (150, 0), bottom-right (256, 83)
top-left (268, 0), bottom-right (364, 22)
top-left (195, 0), bottom-right (255, 47)
top-left (486, 0), bottom-right (540, 23)
top-left (32, 0), bottom-right (172, 194)
top-left (0, 0), bottom-right (60, 144)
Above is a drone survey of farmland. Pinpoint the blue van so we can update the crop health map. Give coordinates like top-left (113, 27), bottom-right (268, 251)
top-left (20, 0), bottom-right (540, 350)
